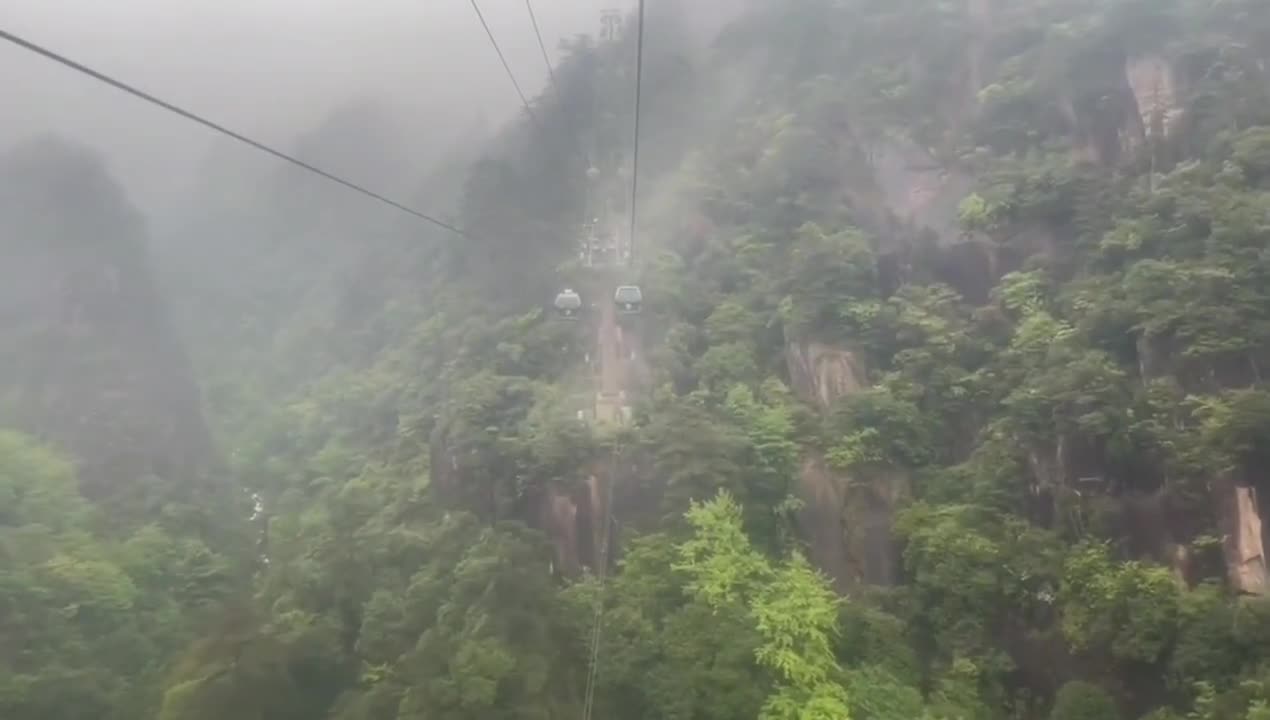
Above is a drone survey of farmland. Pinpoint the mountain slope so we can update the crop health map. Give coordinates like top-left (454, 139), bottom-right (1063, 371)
top-left (7, 2), bottom-right (1270, 720)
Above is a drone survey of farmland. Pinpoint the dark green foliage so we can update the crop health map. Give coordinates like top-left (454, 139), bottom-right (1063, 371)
top-left (10, 2), bottom-right (1270, 720)
top-left (1049, 681), bottom-right (1120, 720)
top-left (1059, 544), bottom-right (1180, 663)
top-left (783, 224), bottom-right (880, 342)
top-left (0, 432), bottom-right (238, 720)
top-left (1168, 584), bottom-right (1245, 693)
top-left (826, 388), bottom-right (939, 470)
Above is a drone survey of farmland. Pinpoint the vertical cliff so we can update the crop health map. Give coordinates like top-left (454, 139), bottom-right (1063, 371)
top-left (0, 137), bottom-right (217, 498)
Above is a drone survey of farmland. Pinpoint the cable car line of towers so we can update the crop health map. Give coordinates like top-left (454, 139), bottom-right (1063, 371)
top-left (576, 7), bottom-right (646, 720)
top-left (553, 2), bottom-right (647, 322)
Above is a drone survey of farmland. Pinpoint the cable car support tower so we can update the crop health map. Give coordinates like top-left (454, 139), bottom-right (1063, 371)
top-left (579, 5), bottom-right (646, 720)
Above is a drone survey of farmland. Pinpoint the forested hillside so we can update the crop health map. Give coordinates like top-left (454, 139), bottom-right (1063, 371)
top-left (5, 1), bottom-right (1270, 719)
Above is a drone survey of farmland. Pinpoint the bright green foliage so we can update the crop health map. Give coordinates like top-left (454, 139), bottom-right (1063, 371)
top-left (676, 492), bottom-right (772, 608)
top-left (752, 554), bottom-right (853, 720)
top-left (676, 491), bottom-right (851, 720)
top-left (957, 193), bottom-right (999, 235)
top-left (569, 533), bottom-right (769, 720)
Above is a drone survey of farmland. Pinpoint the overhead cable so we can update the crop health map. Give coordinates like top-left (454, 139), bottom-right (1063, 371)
top-left (524, 0), bottom-right (560, 98)
top-left (581, 8), bottom-right (650, 720)
top-left (581, 443), bottom-right (620, 720)
top-left (627, 0), bottom-right (647, 263)
top-left (468, 0), bottom-right (540, 126)
top-left (0, 27), bottom-right (470, 237)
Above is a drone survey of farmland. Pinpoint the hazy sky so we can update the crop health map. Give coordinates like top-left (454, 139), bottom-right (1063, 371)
top-left (2, 0), bottom-right (607, 211)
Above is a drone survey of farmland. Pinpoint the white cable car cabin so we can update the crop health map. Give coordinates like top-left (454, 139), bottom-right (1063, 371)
top-left (554, 289), bottom-right (583, 319)
top-left (614, 285), bottom-right (642, 315)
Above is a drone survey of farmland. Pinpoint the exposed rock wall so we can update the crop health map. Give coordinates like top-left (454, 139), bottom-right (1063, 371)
top-left (535, 470), bottom-right (614, 578)
top-left (1069, 88), bottom-right (1142, 165)
top-left (796, 455), bottom-right (906, 592)
top-left (430, 423), bottom-right (609, 579)
top-left (784, 339), bottom-right (868, 411)
top-left (1126, 54), bottom-right (1184, 142)
top-left (542, 487), bottom-right (582, 576)
top-left (844, 466), bottom-right (908, 587)
top-left (870, 139), bottom-right (976, 244)
top-left (1117, 489), bottom-right (1200, 584)
top-left (784, 337), bottom-right (907, 590)
top-left (1217, 476), bottom-right (1270, 595)
top-left (797, 455), bottom-right (852, 593)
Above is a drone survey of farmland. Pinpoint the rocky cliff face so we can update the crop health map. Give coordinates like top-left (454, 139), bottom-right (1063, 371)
top-left (1217, 474), bottom-right (1270, 595)
top-left (779, 36), bottom-right (1194, 590)
top-left (844, 20), bottom-right (1233, 586)
top-left (0, 137), bottom-right (217, 496)
top-left (1126, 54), bottom-right (1184, 144)
top-left (783, 336), bottom-right (906, 590)
top-left (784, 338), bottom-right (868, 411)
top-left (796, 453), bottom-right (907, 592)
top-left (431, 421), bottom-right (611, 579)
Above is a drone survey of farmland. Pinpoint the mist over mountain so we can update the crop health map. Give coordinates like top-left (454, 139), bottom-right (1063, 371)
top-left (5, 2), bottom-right (1270, 720)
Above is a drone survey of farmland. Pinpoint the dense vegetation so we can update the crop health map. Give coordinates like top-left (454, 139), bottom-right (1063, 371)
top-left (6, 0), bottom-right (1270, 719)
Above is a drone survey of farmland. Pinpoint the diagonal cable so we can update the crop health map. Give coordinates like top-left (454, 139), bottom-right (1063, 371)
top-left (0, 27), bottom-right (470, 237)
top-left (524, 0), bottom-right (560, 98)
top-left (468, 0), bottom-right (541, 126)
top-left (581, 443), bottom-right (620, 720)
top-left (627, 0), bottom-right (647, 263)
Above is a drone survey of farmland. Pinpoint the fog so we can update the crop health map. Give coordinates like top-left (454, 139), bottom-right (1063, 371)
top-left (1, 0), bottom-right (606, 213)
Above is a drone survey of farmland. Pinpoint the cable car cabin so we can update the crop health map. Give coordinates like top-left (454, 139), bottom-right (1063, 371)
top-left (614, 285), bottom-right (642, 315)
top-left (554, 289), bottom-right (583, 320)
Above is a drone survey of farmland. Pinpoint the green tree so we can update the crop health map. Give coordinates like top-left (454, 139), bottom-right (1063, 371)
top-left (676, 491), bottom-right (852, 720)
